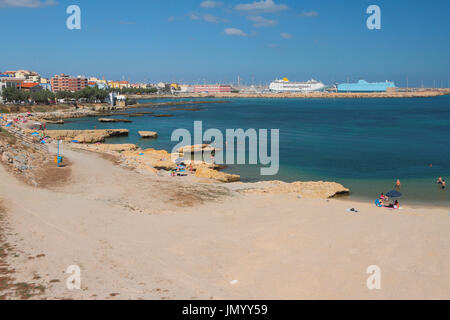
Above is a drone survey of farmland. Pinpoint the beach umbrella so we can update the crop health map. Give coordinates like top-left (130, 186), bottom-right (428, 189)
top-left (386, 190), bottom-right (402, 198)
top-left (174, 158), bottom-right (184, 164)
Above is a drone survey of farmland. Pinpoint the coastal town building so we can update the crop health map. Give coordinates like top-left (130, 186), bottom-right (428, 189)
top-left (0, 77), bottom-right (23, 103)
top-left (179, 85), bottom-right (194, 93)
top-left (39, 78), bottom-right (52, 91)
top-left (2, 70), bottom-right (41, 83)
top-left (88, 77), bottom-right (109, 89)
top-left (130, 83), bottom-right (150, 89)
top-left (109, 81), bottom-right (130, 89)
top-left (193, 84), bottom-right (232, 93)
top-left (50, 74), bottom-right (88, 92)
top-left (18, 82), bottom-right (42, 93)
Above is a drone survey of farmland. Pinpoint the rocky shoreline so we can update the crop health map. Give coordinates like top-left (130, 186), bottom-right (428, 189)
top-left (128, 89), bottom-right (450, 100)
top-left (1, 107), bottom-right (351, 199)
top-left (67, 140), bottom-right (349, 198)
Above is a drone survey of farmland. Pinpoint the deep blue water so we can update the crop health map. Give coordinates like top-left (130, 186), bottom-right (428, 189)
top-left (49, 96), bottom-right (450, 206)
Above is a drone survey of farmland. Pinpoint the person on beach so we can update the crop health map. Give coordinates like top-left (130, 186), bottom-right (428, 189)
top-left (395, 179), bottom-right (401, 190)
top-left (394, 200), bottom-right (400, 209)
top-left (380, 193), bottom-right (387, 205)
top-left (442, 180), bottom-right (446, 190)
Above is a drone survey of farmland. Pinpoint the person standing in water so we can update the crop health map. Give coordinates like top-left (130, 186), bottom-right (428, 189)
top-left (395, 179), bottom-right (401, 190)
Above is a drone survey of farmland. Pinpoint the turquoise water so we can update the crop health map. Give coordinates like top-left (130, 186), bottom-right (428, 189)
top-left (49, 96), bottom-right (450, 206)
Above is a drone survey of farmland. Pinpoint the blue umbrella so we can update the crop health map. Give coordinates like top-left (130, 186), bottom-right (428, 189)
top-left (386, 190), bottom-right (402, 198)
top-left (175, 158), bottom-right (184, 164)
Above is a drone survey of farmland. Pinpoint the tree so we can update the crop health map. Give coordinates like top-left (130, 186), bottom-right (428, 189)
top-left (56, 90), bottom-right (75, 100)
top-left (31, 90), bottom-right (55, 104)
top-left (1, 87), bottom-right (30, 103)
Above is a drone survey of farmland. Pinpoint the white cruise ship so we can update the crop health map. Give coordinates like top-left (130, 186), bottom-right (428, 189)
top-left (269, 78), bottom-right (325, 93)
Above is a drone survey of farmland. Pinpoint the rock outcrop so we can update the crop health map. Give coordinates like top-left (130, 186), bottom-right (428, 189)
top-left (242, 181), bottom-right (349, 199)
top-left (195, 167), bottom-right (240, 183)
top-left (153, 160), bottom-right (177, 171)
top-left (98, 118), bottom-right (132, 123)
top-left (138, 131), bottom-right (158, 139)
top-left (72, 143), bottom-right (138, 153)
top-left (42, 129), bottom-right (129, 143)
top-left (118, 148), bottom-right (176, 174)
top-left (0, 135), bottom-right (47, 186)
top-left (73, 133), bottom-right (107, 143)
top-left (178, 144), bottom-right (215, 154)
top-left (43, 119), bottom-right (64, 124)
top-left (153, 114), bottom-right (174, 118)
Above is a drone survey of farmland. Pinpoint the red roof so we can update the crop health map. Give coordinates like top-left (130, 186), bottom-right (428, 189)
top-left (19, 82), bottom-right (40, 88)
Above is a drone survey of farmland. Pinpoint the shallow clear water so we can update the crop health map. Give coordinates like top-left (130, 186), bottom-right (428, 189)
top-left (49, 96), bottom-right (450, 206)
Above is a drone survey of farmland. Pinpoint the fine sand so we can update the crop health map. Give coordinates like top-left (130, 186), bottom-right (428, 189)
top-left (0, 147), bottom-right (449, 300)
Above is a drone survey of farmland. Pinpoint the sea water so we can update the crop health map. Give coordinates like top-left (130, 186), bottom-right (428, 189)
top-left (49, 95), bottom-right (450, 206)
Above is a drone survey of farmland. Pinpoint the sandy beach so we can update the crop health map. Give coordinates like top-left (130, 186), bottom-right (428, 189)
top-left (0, 142), bottom-right (449, 300)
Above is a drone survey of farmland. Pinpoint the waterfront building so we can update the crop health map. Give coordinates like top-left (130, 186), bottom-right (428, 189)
top-left (88, 77), bottom-right (109, 90)
top-left (40, 83), bottom-right (52, 91)
top-left (0, 77), bottom-right (23, 103)
top-left (18, 82), bottom-right (43, 93)
top-left (109, 81), bottom-right (130, 89)
top-left (179, 85), bottom-right (194, 93)
top-left (337, 80), bottom-right (396, 92)
top-left (50, 74), bottom-right (88, 92)
top-left (193, 84), bottom-right (232, 93)
top-left (4, 70), bottom-right (40, 82)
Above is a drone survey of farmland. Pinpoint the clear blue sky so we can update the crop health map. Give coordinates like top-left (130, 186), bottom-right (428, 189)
top-left (0, 0), bottom-right (449, 87)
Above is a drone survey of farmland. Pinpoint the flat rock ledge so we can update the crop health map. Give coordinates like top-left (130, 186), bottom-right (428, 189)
top-left (236, 180), bottom-right (350, 199)
top-left (41, 129), bottom-right (129, 143)
top-left (64, 143), bottom-right (348, 195)
top-left (98, 118), bottom-right (132, 123)
top-left (195, 167), bottom-right (240, 183)
top-left (138, 131), bottom-right (158, 139)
